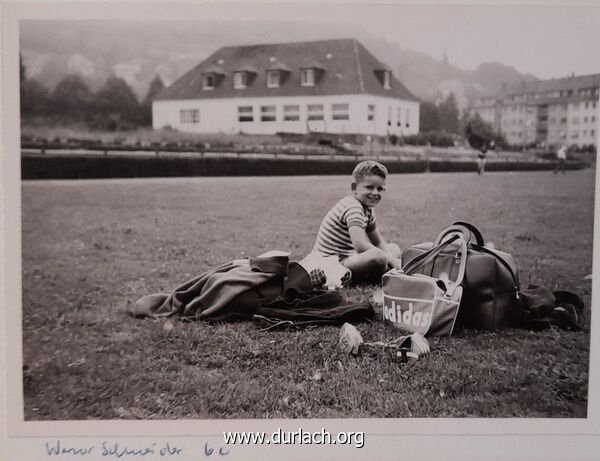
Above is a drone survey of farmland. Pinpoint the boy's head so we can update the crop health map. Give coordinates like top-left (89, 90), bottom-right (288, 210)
top-left (351, 160), bottom-right (388, 208)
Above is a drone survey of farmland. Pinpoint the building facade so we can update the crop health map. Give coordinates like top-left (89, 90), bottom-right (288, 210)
top-left (471, 73), bottom-right (600, 148)
top-left (153, 39), bottom-right (420, 137)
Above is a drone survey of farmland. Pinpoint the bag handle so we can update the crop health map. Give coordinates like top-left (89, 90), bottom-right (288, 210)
top-left (403, 234), bottom-right (460, 275)
top-left (434, 221), bottom-right (485, 246)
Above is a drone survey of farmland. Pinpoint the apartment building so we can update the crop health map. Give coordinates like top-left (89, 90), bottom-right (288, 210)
top-left (153, 38), bottom-right (420, 136)
top-left (472, 73), bottom-right (600, 148)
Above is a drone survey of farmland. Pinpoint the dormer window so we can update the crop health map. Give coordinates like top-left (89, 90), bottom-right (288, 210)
top-left (383, 71), bottom-right (391, 89)
top-left (203, 74), bottom-right (216, 90)
top-left (202, 64), bottom-right (225, 90)
top-left (301, 68), bottom-right (315, 87)
top-left (374, 65), bottom-right (392, 89)
top-left (267, 70), bottom-right (280, 88)
top-left (234, 72), bottom-right (247, 89)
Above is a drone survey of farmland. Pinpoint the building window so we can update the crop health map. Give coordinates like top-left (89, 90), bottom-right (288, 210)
top-left (203, 74), bottom-right (215, 90)
top-left (397, 107), bottom-right (402, 126)
top-left (301, 69), bottom-right (315, 87)
top-left (368, 104), bottom-right (375, 121)
top-left (332, 103), bottom-right (349, 120)
top-left (234, 72), bottom-right (247, 89)
top-left (307, 104), bottom-right (324, 121)
top-left (585, 102), bottom-right (589, 109)
top-left (583, 130), bottom-right (588, 136)
top-left (260, 105), bottom-right (277, 122)
top-left (561, 117), bottom-right (567, 124)
top-left (180, 109), bottom-right (199, 124)
top-left (283, 105), bottom-right (300, 121)
top-left (267, 70), bottom-right (280, 88)
top-left (238, 106), bottom-right (253, 122)
top-left (593, 102), bottom-right (597, 109)
top-left (405, 108), bottom-right (410, 127)
top-left (584, 116), bottom-right (589, 123)
top-left (592, 129), bottom-right (596, 137)
top-left (592, 116), bottom-right (596, 123)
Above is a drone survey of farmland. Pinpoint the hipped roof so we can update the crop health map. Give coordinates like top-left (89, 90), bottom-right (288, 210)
top-left (155, 38), bottom-right (418, 101)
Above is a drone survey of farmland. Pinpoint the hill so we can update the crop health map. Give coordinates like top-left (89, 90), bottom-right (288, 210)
top-left (20, 20), bottom-right (539, 108)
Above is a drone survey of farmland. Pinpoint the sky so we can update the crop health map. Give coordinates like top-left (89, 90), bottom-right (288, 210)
top-left (156, 1), bottom-right (600, 80)
top-left (142, 0), bottom-right (600, 78)
top-left (10, 1), bottom-right (600, 80)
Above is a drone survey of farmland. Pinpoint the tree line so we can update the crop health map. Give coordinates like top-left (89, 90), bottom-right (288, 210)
top-left (21, 54), bottom-right (501, 149)
top-left (418, 92), bottom-right (506, 149)
top-left (20, 55), bottom-right (164, 130)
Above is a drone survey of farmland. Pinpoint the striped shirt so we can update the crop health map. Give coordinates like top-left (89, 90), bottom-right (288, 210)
top-left (313, 196), bottom-right (377, 257)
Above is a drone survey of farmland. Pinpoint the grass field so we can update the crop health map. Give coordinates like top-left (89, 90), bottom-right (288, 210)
top-left (21, 168), bottom-right (595, 419)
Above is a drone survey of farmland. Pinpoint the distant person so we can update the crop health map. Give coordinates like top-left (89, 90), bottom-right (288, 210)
top-left (477, 145), bottom-right (488, 175)
top-left (554, 145), bottom-right (567, 174)
top-left (310, 160), bottom-right (402, 283)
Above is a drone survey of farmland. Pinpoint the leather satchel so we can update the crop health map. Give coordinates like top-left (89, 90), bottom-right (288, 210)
top-left (382, 234), bottom-right (466, 336)
top-left (401, 222), bottom-right (522, 330)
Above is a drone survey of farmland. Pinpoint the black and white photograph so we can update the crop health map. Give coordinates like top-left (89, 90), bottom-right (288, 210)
top-left (2, 1), bottom-right (600, 459)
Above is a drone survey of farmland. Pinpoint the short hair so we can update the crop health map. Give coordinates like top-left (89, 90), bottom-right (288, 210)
top-left (352, 160), bottom-right (388, 182)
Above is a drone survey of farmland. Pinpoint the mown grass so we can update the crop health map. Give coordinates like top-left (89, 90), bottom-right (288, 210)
top-left (21, 169), bottom-right (594, 419)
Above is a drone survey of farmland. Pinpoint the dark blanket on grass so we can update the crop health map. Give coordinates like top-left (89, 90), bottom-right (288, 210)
top-left (129, 253), bottom-right (373, 323)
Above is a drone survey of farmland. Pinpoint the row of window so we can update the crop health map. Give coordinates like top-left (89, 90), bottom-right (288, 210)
top-left (236, 104), bottom-right (349, 122)
top-left (205, 69), bottom-right (316, 90)
top-left (495, 127), bottom-right (596, 141)
top-left (202, 68), bottom-right (392, 90)
top-left (505, 100), bottom-right (599, 114)
top-left (487, 86), bottom-right (599, 104)
top-left (504, 114), bottom-right (597, 126)
top-left (179, 104), bottom-right (412, 125)
top-left (235, 104), bottom-right (410, 125)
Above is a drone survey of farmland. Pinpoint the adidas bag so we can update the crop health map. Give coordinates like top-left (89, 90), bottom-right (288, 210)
top-left (382, 234), bottom-right (466, 336)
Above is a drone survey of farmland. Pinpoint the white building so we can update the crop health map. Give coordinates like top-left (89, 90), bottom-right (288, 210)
top-left (153, 38), bottom-right (420, 137)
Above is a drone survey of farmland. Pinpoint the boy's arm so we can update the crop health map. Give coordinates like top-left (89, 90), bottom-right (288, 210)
top-left (367, 228), bottom-right (386, 249)
top-left (348, 226), bottom-right (402, 268)
top-left (368, 228), bottom-right (403, 268)
top-left (348, 226), bottom-right (377, 253)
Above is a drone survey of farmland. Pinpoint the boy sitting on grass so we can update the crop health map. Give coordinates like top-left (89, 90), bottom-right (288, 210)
top-left (312, 160), bottom-right (403, 284)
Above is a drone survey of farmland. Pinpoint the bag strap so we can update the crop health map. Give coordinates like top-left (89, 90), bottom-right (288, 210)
top-left (445, 236), bottom-right (467, 297)
top-left (471, 243), bottom-right (521, 296)
top-left (403, 234), bottom-right (460, 275)
top-left (434, 222), bottom-right (485, 246)
top-left (405, 234), bottom-right (467, 297)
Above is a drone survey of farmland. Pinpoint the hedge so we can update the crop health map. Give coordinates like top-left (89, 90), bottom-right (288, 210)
top-left (21, 154), bottom-right (587, 180)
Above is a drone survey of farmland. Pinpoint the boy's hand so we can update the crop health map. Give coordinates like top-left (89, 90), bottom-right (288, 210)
top-left (387, 256), bottom-right (403, 270)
